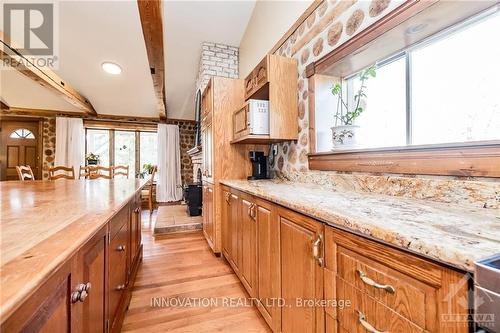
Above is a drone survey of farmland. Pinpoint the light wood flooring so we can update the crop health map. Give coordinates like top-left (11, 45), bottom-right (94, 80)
top-left (122, 209), bottom-right (270, 332)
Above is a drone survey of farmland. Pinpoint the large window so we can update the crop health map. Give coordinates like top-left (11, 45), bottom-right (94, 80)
top-left (86, 129), bottom-right (110, 166)
top-left (114, 131), bottom-right (136, 177)
top-left (317, 8), bottom-right (500, 152)
top-left (140, 132), bottom-right (158, 171)
top-left (84, 128), bottom-right (157, 178)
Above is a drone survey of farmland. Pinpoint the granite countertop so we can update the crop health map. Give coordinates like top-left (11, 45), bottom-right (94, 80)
top-left (0, 179), bottom-right (147, 321)
top-left (220, 179), bottom-right (500, 272)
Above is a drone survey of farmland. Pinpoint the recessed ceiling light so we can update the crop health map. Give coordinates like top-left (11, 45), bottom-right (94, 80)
top-left (406, 23), bottom-right (428, 35)
top-left (101, 62), bottom-right (122, 75)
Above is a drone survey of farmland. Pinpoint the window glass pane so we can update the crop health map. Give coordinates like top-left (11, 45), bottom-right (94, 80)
top-left (114, 131), bottom-right (136, 177)
top-left (140, 132), bottom-right (158, 174)
top-left (412, 11), bottom-right (500, 145)
top-left (86, 129), bottom-right (110, 166)
top-left (347, 56), bottom-right (407, 148)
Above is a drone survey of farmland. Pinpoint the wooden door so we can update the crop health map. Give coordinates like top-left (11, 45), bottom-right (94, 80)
top-left (279, 207), bottom-right (324, 333)
top-left (79, 227), bottom-right (107, 332)
top-left (256, 200), bottom-right (281, 332)
top-left (0, 120), bottom-right (41, 180)
top-left (108, 221), bottom-right (128, 328)
top-left (240, 196), bottom-right (257, 297)
top-left (130, 195), bottom-right (141, 267)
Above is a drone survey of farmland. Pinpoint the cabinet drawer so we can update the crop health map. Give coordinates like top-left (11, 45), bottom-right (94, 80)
top-left (109, 222), bottom-right (128, 322)
top-left (254, 56), bottom-right (268, 92)
top-left (337, 247), bottom-right (429, 328)
top-left (337, 277), bottom-right (425, 333)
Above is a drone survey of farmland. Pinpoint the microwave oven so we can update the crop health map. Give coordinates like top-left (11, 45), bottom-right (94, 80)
top-left (246, 99), bottom-right (269, 135)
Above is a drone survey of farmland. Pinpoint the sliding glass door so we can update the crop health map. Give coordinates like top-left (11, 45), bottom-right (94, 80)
top-left (114, 131), bottom-right (136, 177)
top-left (86, 129), bottom-right (110, 166)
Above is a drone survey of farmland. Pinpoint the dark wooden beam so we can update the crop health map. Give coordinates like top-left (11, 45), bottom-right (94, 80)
top-left (0, 33), bottom-right (97, 116)
top-left (137, 0), bottom-right (167, 120)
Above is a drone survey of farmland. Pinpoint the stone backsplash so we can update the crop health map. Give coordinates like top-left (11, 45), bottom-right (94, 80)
top-left (279, 170), bottom-right (500, 210)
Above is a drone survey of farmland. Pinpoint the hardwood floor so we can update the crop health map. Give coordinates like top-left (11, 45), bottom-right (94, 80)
top-left (122, 210), bottom-right (271, 332)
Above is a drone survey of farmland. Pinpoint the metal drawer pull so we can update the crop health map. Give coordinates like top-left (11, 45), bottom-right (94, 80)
top-left (250, 204), bottom-right (257, 220)
top-left (357, 310), bottom-right (388, 333)
top-left (71, 282), bottom-right (91, 303)
top-left (117, 245), bottom-right (126, 252)
top-left (312, 234), bottom-right (324, 267)
top-left (116, 284), bottom-right (126, 291)
top-left (357, 270), bottom-right (395, 294)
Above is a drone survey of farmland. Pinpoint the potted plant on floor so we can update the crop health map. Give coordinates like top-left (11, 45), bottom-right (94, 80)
top-left (330, 64), bottom-right (376, 149)
top-left (85, 153), bottom-right (100, 165)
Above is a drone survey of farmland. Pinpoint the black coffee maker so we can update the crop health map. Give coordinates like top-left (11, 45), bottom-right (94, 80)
top-left (248, 151), bottom-right (268, 180)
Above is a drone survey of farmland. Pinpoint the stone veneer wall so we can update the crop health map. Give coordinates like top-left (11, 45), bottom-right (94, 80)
top-left (265, 0), bottom-right (500, 208)
top-left (195, 41), bottom-right (239, 95)
top-left (165, 119), bottom-right (196, 184)
top-left (42, 117), bottom-right (56, 180)
top-left (271, 0), bottom-right (403, 174)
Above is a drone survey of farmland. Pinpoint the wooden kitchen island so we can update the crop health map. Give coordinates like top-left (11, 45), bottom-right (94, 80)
top-left (0, 179), bottom-right (146, 332)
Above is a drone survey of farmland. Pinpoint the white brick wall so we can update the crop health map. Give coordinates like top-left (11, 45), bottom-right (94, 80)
top-left (195, 42), bottom-right (239, 94)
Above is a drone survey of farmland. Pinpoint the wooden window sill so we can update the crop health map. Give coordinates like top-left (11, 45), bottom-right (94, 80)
top-left (308, 141), bottom-right (500, 177)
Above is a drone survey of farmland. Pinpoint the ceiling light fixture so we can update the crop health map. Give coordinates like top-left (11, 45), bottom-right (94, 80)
top-left (405, 23), bottom-right (428, 35)
top-left (101, 62), bottom-right (122, 75)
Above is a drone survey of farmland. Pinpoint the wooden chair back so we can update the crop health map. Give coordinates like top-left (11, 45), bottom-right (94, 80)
top-left (79, 166), bottom-right (112, 179)
top-left (89, 166), bottom-right (113, 179)
top-left (16, 165), bottom-right (35, 181)
top-left (148, 166), bottom-right (157, 213)
top-left (49, 166), bottom-right (75, 180)
top-left (113, 165), bottom-right (129, 178)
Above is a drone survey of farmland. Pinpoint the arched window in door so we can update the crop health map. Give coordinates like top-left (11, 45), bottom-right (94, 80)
top-left (9, 128), bottom-right (35, 139)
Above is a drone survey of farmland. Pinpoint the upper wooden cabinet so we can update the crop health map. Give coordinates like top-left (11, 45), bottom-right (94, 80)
top-left (232, 54), bottom-right (298, 144)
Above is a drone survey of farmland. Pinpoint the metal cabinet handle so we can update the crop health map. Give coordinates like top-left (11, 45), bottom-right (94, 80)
top-left (312, 234), bottom-right (324, 267)
top-left (117, 245), bottom-right (126, 252)
top-left (71, 282), bottom-right (91, 303)
top-left (357, 310), bottom-right (388, 333)
top-left (116, 284), bottom-right (126, 291)
top-left (357, 270), bottom-right (395, 294)
top-left (134, 207), bottom-right (140, 214)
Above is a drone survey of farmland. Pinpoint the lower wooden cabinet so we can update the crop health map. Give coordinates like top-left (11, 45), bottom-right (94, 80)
top-left (202, 182), bottom-right (215, 249)
top-left (279, 206), bottom-right (325, 333)
top-left (240, 195), bottom-right (258, 297)
top-left (221, 184), bottom-right (469, 333)
top-left (1, 193), bottom-right (144, 333)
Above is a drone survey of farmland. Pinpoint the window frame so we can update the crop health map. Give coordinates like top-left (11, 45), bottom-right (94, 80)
top-left (305, 1), bottom-right (500, 177)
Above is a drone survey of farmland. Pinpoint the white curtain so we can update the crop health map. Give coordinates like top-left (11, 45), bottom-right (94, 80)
top-left (156, 124), bottom-right (183, 202)
top-left (55, 117), bottom-right (84, 171)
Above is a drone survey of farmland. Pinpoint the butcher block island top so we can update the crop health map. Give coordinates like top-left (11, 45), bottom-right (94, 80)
top-left (0, 179), bottom-right (147, 321)
top-left (220, 179), bottom-right (500, 272)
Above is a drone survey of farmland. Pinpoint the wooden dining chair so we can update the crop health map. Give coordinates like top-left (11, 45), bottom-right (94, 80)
top-left (79, 166), bottom-right (94, 179)
top-left (49, 166), bottom-right (75, 180)
top-left (89, 166), bottom-right (113, 179)
top-left (141, 166), bottom-right (157, 214)
top-left (16, 165), bottom-right (35, 181)
top-left (113, 165), bottom-right (129, 178)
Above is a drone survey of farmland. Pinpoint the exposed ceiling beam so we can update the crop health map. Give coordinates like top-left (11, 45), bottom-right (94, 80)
top-left (137, 0), bottom-right (167, 120)
top-left (0, 32), bottom-right (97, 116)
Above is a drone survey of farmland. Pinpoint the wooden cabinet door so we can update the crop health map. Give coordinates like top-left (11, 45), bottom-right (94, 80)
top-left (1, 262), bottom-right (77, 333)
top-left (207, 185), bottom-right (214, 244)
top-left (79, 227), bottom-right (107, 333)
top-left (279, 207), bottom-right (324, 333)
top-left (221, 189), bottom-right (231, 259)
top-left (240, 197), bottom-right (257, 297)
top-left (108, 221), bottom-right (128, 328)
top-left (256, 200), bottom-right (281, 332)
top-left (201, 122), bottom-right (213, 181)
top-left (233, 104), bottom-right (250, 140)
top-left (130, 197), bottom-right (141, 266)
top-left (230, 191), bottom-right (241, 272)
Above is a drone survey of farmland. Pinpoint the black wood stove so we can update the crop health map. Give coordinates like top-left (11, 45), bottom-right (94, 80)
top-left (183, 169), bottom-right (202, 216)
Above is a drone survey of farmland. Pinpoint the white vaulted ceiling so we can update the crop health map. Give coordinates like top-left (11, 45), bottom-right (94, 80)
top-left (163, 1), bottom-right (256, 120)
